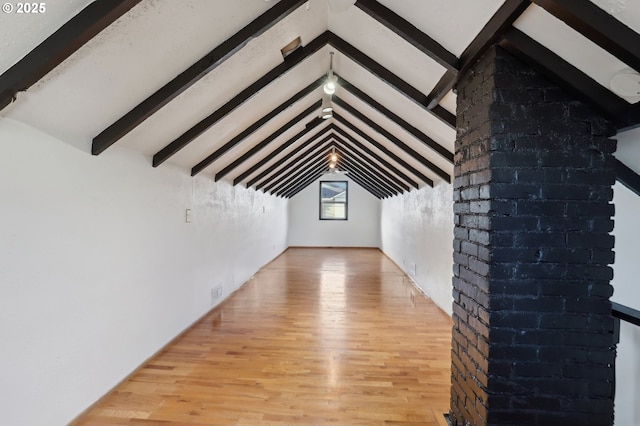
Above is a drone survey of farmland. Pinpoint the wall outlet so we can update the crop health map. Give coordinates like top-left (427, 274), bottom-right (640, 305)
top-left (211, 285), bottom-right (224, 305)
top-left (411, 262), bottom-right (417, 277)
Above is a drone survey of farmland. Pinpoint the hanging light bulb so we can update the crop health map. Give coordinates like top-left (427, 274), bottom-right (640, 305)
top-left (323, 52), bottom-right (338, 95)
top-left (323, 72), bottom-right (337, 95)
top-left (328, 148), bottom-right (338, 169)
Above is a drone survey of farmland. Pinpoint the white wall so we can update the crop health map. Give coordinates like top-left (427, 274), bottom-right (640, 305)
top-left (612, 182), bottom-right (640, 426)
top-left (0, 118), bottom-right (289, 426)
top-left (380, 181), bottom-right (454, 315)
top-left (612, 127), bottom-right (640, 426)
top-left (287, 175), bottom-right (381, 247)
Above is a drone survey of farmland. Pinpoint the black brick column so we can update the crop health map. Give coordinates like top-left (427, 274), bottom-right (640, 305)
top-left (450, 46), bottom-right (617, 426)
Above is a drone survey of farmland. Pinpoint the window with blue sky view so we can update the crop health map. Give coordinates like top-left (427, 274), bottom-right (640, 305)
top-left (320, 181), bottom-right (348, 220)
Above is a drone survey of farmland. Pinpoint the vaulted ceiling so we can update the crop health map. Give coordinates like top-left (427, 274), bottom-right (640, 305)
top-left (2, 0), bottom-right (640, 199)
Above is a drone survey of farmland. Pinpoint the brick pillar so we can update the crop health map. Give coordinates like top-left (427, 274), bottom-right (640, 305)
top-left (450, 46), bottom-right (617, 426)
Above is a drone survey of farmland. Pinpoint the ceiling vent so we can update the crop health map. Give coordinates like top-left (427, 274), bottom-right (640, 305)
top-left (610, 69), bottom-right (640, 99)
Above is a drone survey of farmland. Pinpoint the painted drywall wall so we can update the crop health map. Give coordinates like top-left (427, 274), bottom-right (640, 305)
top-left (287, 175), bottom-right (381, 247)
top-left (612, 127), bottom-right (640, 426)
top-left (0, 118), bottom-right (288, 426)
top-left (380, 181), bottom-right (454, 315)
top-left (612, 182), bottom-right (640, 426)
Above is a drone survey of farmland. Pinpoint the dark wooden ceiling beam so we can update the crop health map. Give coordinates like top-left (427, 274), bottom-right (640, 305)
top-left (252, 135), bottom-right (333, 189)
top-left (271, 147), bottom-right (333, 195)
top-left (218, 113), bottom-right (325, 181)
top-left (180, 78), bottom-right (322, 172)
top-left (283, 173), bottom-right (322, 198)
top-left (326, 32), bottom-right (455, 129)
top-left (149, 38), bottom-right (326, 164)
top-left (531, 0), bottom-right (640, 72)
top-left (339, 167), bottom-right (386, 199)
top-left (348, 175), bottom-right (386, 199)
top-left (459, 0), bottom-right (531, 78)
top-left (99, 29), bottom-right (460, 160)
top-left (354, 0), bottom-right (458, 71)
top-left (499, 28), bottom-right (630, 120)
top-left (0, 0), bottom-right (143, 112)
top-left (229, 118), bottom-right (329, 185)
top-left (274, 162), bottom-right (326, 197)
top-left (330, 125), bottom-right (418, 188)
top-left (334, 96), bottom-right (451, 182)
top-left (284, 169), bottom-right (327, 198)
top-left (422, 0), bottom-right (530, 109)
top-left (280, 158), bottom-right (386, 200)
top-left (273, 143), bottom-right (389, 199)
top-left (263, 127), bottom-right (416, 194)
top-left (425, 69), bottom-right (457, 110)
top-left (335, 157), bottom-right (390, 198)
top-left (261, 138), bottom-right (334, 192)
top-left (333, 114), bottom-right (433, 187)
top-left (333, 137), bottom-right (409, 193)
top-left (333, 145), bottom-right (401, 195)
top-left (616, 159), bottom-right (640, 197)
top-left (336, 150), bottom-right (400, 196)
top-left (337, 75), bottom-right (453, 163)
top-left (91, 0), bottom-right (307, 155)
top-left (279, 162), bottom-right (328, 197)
top-left (332, 132), bottom-right (412, 191)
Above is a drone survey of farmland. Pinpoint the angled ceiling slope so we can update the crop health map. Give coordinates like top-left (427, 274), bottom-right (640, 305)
top-left (2, 0), bottom-right (640, 198)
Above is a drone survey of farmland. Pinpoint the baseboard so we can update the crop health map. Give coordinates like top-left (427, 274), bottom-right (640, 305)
top-left (379, 250), bottom-right (453, 320)
top-left (287, 245), bottom-right (380, 249)
top-left (68, 248), bottom-right (288, 425)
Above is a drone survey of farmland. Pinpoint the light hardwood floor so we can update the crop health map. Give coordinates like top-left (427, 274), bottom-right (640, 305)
top-left (73, 248), bottom-right (453, 425)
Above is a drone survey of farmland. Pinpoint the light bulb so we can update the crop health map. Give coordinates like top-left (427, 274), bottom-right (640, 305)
top-left (323, 71), bottom-right (338, 95)
top-left (323, 82), bottom-right (336, 95)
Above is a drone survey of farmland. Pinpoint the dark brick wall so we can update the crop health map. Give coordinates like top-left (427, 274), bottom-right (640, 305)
top-left (450, 46), bottom-right (617, 426)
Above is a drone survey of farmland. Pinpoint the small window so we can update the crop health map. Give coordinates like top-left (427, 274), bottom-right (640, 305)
top-left (320, 181), bottom-right (348, 220)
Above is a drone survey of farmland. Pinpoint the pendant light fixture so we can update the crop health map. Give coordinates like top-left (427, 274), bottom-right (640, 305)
top-left (323, 52), bottom-right (338, 95)
top-left (329, 148), bottom-right (338, 168)
top-left (321, 52), bottom-right (336, 119)
top-left (321, 93), bottom-right (333, 119)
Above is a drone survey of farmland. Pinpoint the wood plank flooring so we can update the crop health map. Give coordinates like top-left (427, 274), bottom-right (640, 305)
top-left (73, 248), bottom-right (453, 425)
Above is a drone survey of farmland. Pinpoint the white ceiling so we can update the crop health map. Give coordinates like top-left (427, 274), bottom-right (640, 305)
top-left (2, 0), bottom-right (640, 197)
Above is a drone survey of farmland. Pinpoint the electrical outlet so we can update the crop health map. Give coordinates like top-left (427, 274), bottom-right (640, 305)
top-left (211, 285), bottom-right (224, 305)
top-left (411, 262), bottom-right (417, 276)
